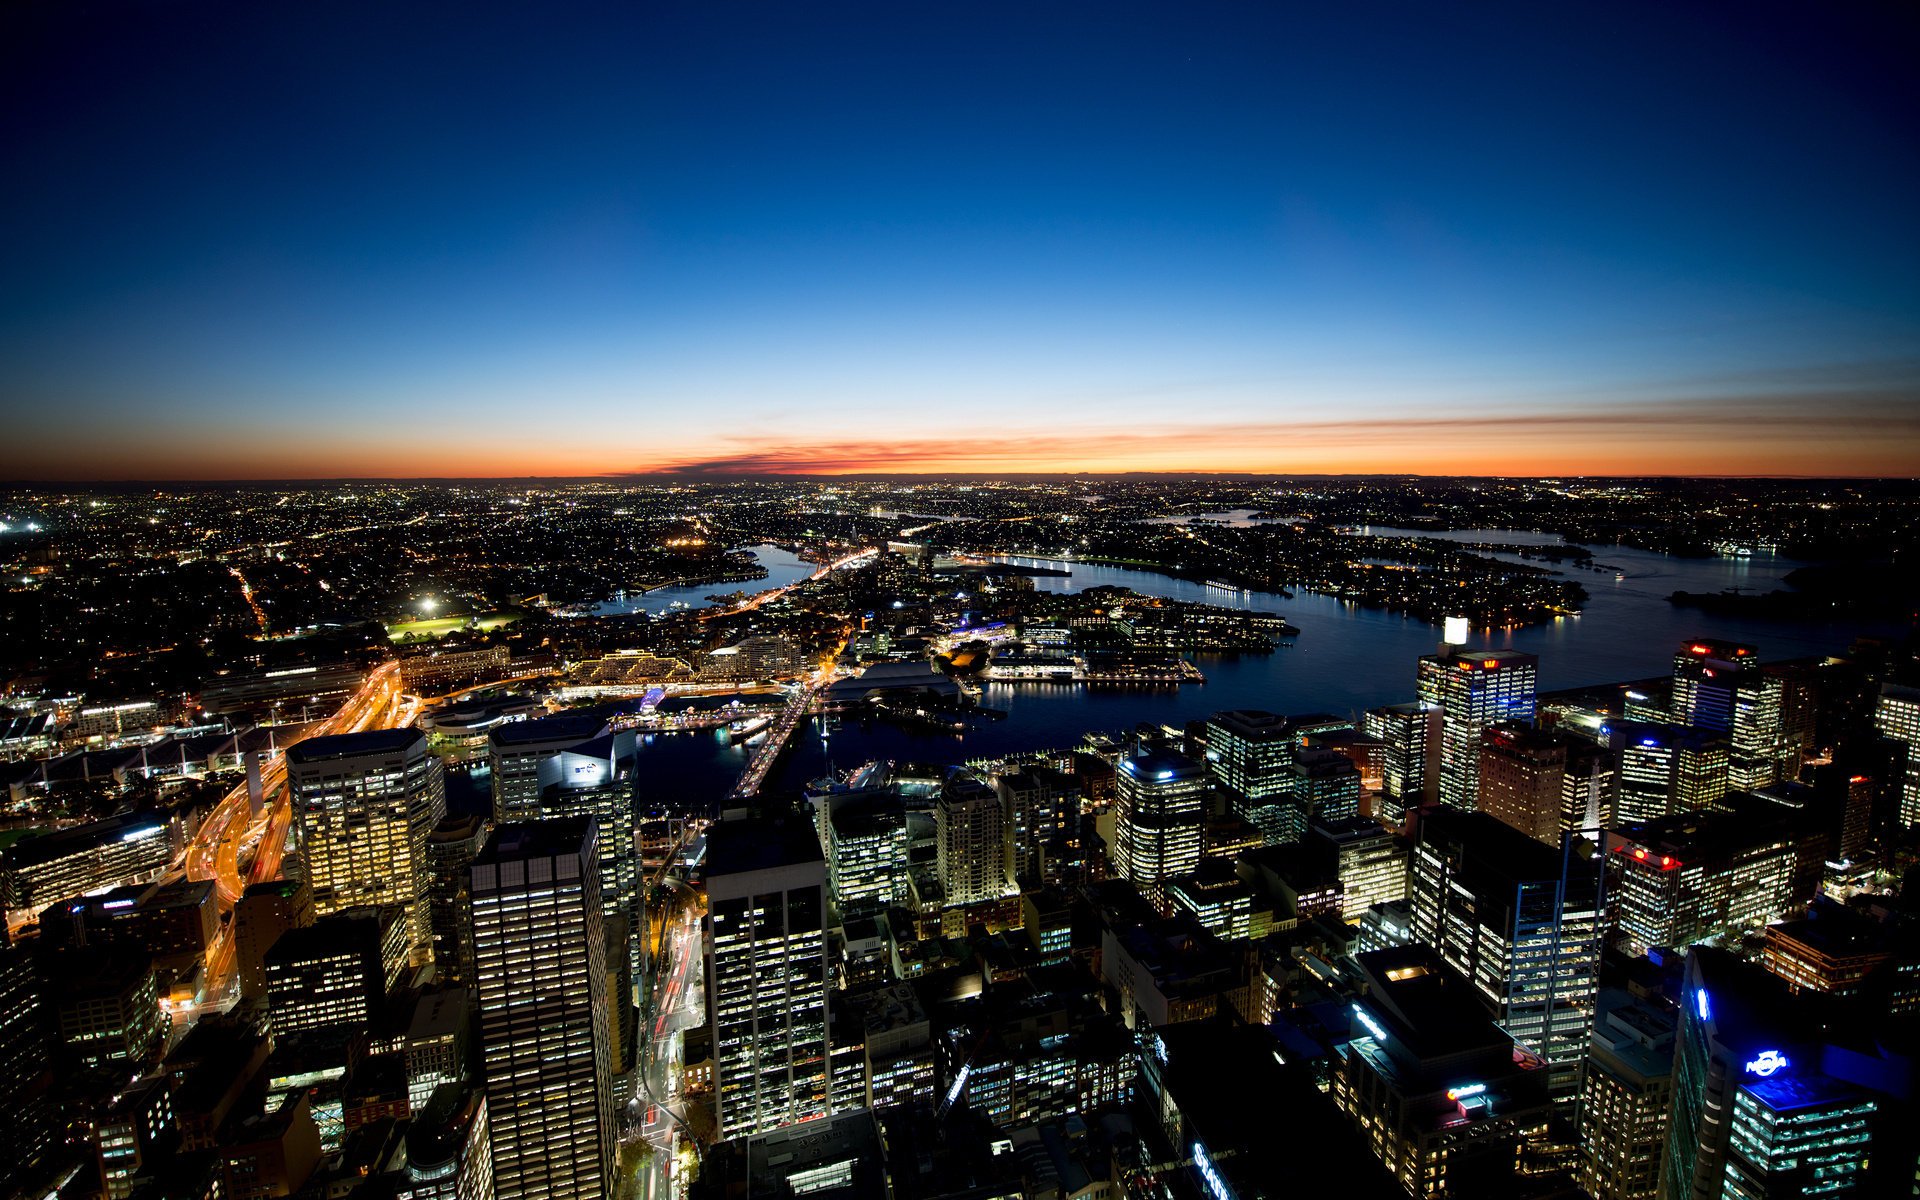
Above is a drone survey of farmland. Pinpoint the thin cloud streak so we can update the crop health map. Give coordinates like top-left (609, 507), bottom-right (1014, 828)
top-left (642, 391), bottom-right (1920, 477)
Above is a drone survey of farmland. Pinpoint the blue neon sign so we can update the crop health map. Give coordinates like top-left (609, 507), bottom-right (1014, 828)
top-left (1192, 1143), bottom-right (1234, 1200)
top-left (1745, 1050), bottom-right (1790, 1078)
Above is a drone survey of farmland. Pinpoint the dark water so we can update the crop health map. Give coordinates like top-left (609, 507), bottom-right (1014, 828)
top-left (632, 536), bottom-right (1911, 811)
top-left (591, 543), bottom-right (816, 616)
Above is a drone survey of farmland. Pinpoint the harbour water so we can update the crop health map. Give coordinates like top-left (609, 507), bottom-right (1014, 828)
top-left (627, 535), bottom-right (1911, 809)
top-left (591, 543), bottom-right (817, 617)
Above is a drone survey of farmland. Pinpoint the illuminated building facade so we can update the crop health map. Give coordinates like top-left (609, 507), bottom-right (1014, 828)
top-left (0, 946), bottom-right (55, 1198)
top-left (424, 813), bottom-right (488, 986)
top-left (1113, 747), bottom-right (1207, 906)
top-left (236, 877), bottom-right (316, 1002)
top-left (1577, 989), bottom-right (1674, 1200)
top-left (1424, 650), bottom-right (1537, 811)
top-left (1612, 723), bottom-right (1731, 823)
top-left (1365, 702), bottom-right (1439, 823)
top-left (1334, 946), bottom-right (1552, 1197)
top-left (0, 812), bottom-right (172, 922)
top-left (936, 770), bottom-right (1013, 907)
top-left (1476, 722), bottom-right (1567, 844)
top-left (484, 713), bottom-right (609, 823)
top-left (705, 817), bottom-right (834, 1140)
top-left (265, 906), bottom-right (408, 1036)
top-left (990, 764), bottom-right (1075, 883)
top-left (1872, 683), bottom-right (1920, 828)
top-left (819, 792), bottom-right (909, 914)
top-left (532, 732), bottom-right (640, 924)
top-left (1609, 806), bottom-right (1795, 958)
top-left (1312, 815), bottom-right (1409, 920)
top-left (1670, 640), bottom-right (1788, 792)
top-left (289, 728), bottom-right (446, 962)
top-left (470, 819), bottom-right (616, 1200)
top-left (1661, 950), bottom-right (1900, 1200)
top-left (1164, 858), bottom-right (1259, 941)
top-left (1407, 808), bottom-right (1600, 1100)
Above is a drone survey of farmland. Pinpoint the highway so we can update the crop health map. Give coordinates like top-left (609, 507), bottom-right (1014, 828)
top-left (182, 660), bottom-right (409, 1008)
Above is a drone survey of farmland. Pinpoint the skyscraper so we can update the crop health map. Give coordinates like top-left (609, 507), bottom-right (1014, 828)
top-left (0, 946), bottom-right (55, 1199)
top-left (533, 731), bottom-right (641, 925)
top-left (936, 769), bottom-right (1012, 907)
top-left (1611, 722), bottom-right (1731, 824)
top-left (1577, 989), bottom-right (1674, 1200)
top-left (705, 816), bottom-right (834, 1140)
top-left (1477, 722), bottom-right (1568, 845)
top-left (289, 729), bottom-right (446, 962)
top-left (485, 713), bottom-right (610, 823)
top-left (1608, 804), bottom-right (1796, 958)
top-left (1423, 650), bottom-right (1538, 811)
top-left (1661, 949), bottom-right (1897, 1200)
top-left (469, 819), bottom-right (616, 1200)
top-left (424, 813), bottom-right (489, 986)
top-left (1407, 808), bottom-right (1600, 1100)
top-left (1112, 747), bottom-right (1208, 908)
top-left (1872, 682), bottom-right (1920, 828)
top-left (1363, 702), bottom-right (1439, 823)
top-left (1670, 640), bottom-right (1786, 791)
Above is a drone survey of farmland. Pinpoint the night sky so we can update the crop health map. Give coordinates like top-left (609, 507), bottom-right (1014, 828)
top-left (2, 1), bottom-right (1916, 479)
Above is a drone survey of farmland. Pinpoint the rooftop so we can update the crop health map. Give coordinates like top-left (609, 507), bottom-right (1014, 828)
top-left (287, 727), bottom-right (424, 763)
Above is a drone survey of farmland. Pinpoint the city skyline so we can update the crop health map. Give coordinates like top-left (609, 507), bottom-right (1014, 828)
top-left (3, 3), bottom-right (1917, 480)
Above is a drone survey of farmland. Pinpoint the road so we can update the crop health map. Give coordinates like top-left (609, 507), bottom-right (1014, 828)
top-left (629, 892), bottom-right (705, 1200)
top-left (697, 545), bottom-right (877, 621)
top-left (182, 661), bottom-right (409, 1008)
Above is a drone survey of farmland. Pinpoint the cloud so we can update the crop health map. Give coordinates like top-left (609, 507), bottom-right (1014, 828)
top-left (636, 387), bottom-right (1920, 476)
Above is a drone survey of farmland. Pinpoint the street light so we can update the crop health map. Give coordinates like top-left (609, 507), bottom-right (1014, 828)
top-left (419, 597), bottom-right (437, 613)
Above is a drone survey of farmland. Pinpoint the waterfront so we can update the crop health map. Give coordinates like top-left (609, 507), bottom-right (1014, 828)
top-left (629, 536), bottom-right (1911, 810)
top-left (590, 543), bottom-right (818, 616)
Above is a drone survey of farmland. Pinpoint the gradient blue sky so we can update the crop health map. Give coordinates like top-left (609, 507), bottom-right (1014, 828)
top-left (2, 1), bottom-right (1916, 478)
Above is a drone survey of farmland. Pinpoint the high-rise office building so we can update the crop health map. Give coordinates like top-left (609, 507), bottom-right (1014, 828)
top-left (289, 729), bottom-right (446, 962)
top-left (1423, 650), bottom-right (1537, 811)
top-left (424, 813), bottom-right (488, 986)
top-left (1407, 808), bottom-right (1600, 1100)
top-left (705, 816), bottom-right (834, 1140)
top-left (265, 906), bottom-right (409, 1036)
top-left (1204, 709), bottom-right (1297, 802)
top-left (990, 765), bottom-right (1075, 883)
top-left (1333, 945), bottom-right (1553, 1197)
top-left (1112, 747), bottom-right (1208, 907)
top-left (469, 819), bottom-right (616, 1200)
top-left (1364, 702), bottom-right (1439, 823)
top-left (817, 791), bottom-right (909, 914)
top-left (1608, 803), bottom-right (1796, 958)
top-left (0, 946), bottom-right (55, 1198)
top-left (936, 770), bottom-right (1012, 907)
top-left (1477, 721), bottom-right (1615, 842)
top-left (1577, 989), bottom-right (1675, 1200)
top-left (1872, 682), bottom-right (1920, 828)
top-left (1612, 722), bottom-right (1730, 824)
top-left (1662, 949), bottom-right (1901, 1200)
top-left (484, 713), bottom-right (609, 823)
top-left (1310, 815), bottom-right (1409, 921)
top-left (1477, 722), bottom-right (1567, 844)
top-left (1286, 747), bottom-right (1360, 830)
top-left (1671, 640), bottom-right (1787, 791)
top-left (533, 732), bottom-right (640, 924)
top-left (235, 876), bottom-right (316, 1003)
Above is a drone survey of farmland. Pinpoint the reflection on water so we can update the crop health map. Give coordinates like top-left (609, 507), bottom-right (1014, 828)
top-left (636, 534), bottom-right (1911, 807)
top-left (592, 544), bottom-right (815, 616)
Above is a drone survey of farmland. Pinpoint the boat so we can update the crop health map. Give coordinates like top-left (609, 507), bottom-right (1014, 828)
top-left (723, 714), bottom-right (774, 741)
